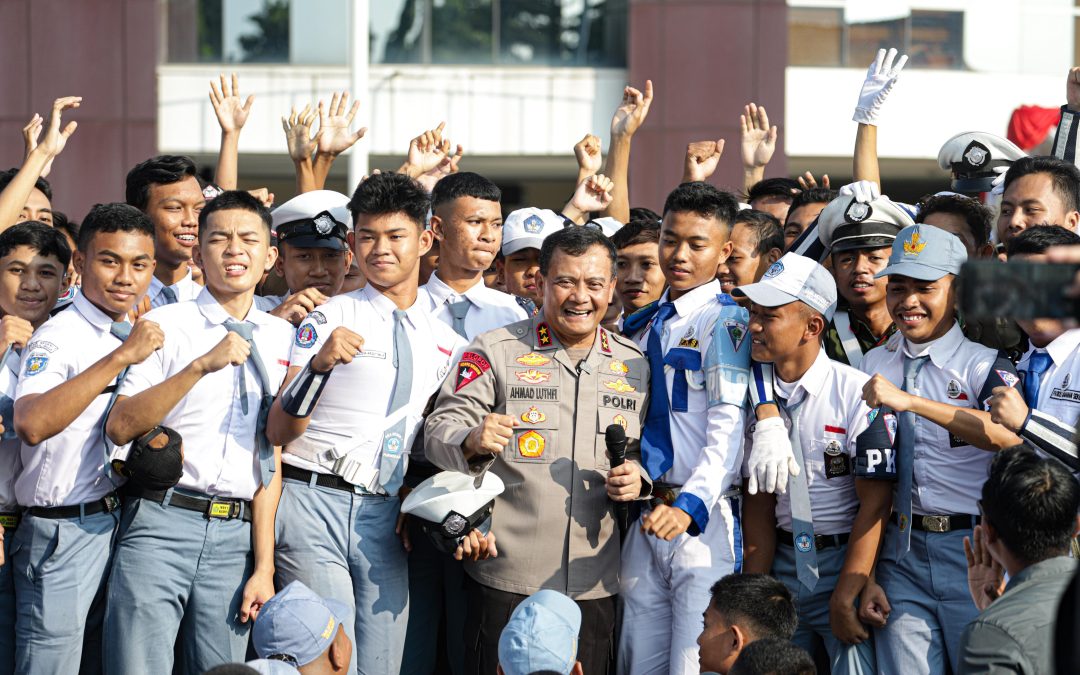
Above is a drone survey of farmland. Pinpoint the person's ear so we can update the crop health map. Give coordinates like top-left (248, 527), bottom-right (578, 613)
top-left (192, 244), bottom-right (204, 271)
top-left (496, 259), bottom-right (507, 287)
top-left (767, 247), bottom-right (782, 265)
top-left (264, 244), bottom-right (278, 272)
top-left (346, 230), bottom-right (356, 252)
top-left (418, 227), bottom-right (434, 257)
top-left (430, 215), bottom-right (445, 243)
top-left (1067, 210), bottom-right (1080, 232)
top-left (274, 246), bottom-right (286, 277)
top-left (981, 520), bottom-right (1000, 545)
top-left (805, 312), bottom-right (826, 340)
top-left (73, 250), bottom-right (85, 278)
top-left (344, 247), bottom-right (354, 267)
top-left (720, 239), bottom-right (734, 262)
top-left (731, 623), bottom-right (749, 652)
top-left (535, 271), bottom-right (546, 297)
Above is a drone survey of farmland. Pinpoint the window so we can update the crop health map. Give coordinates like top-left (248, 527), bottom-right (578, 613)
top-left (789, 8), bottom-right (965, 70)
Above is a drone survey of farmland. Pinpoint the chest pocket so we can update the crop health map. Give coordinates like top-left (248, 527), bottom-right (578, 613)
top-left (665, 347), bottom-right (702, 413)
top-left (505, 401), bottom-right (560, 464)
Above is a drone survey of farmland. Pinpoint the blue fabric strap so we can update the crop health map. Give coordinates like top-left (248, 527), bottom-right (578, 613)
top-left (641, 302), bottom-right (678, 479)
top-left (1022, 350), bottom-right (1053, 408)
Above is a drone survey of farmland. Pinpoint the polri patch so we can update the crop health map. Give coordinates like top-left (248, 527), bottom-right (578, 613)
top-left (454, 351), bottom-right (491, 392)
top-left (603, 379), bottom-right (636, 393)
top-left (599, 329), bottom-right (611, 354)
top-left (520, 406), bottom-right (547, 424)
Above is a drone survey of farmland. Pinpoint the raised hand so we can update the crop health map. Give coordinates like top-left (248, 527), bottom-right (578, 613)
top-left (282, 104), bottom-right (320, 163)
top-left (407, 122), bottom-right (453, 175)
top-left (797, 171), bottom-right (830, 191)
top-left (740, 103), bottom-right (777, 170)
top-left (853, 48), bottom-right (908, 126)
top-left (0, 316), bottom-right (33, 353)
top-left (683, 139), bottom-right (725, 183)
top-left (270, 287), bottom-right (330, 326)
top-left (574, 134), bottom-right (603, 175)
top-left (570, 174), bottom-right (615, 213)
top-left (316, 92), bottom-right (367, 156)
top-left (36, 96), bottom-right (81, 159)
top-left (22, 114), bottom-right (54, 178)
top-left (610, 80), bottom-right (654, 138)
top-left (209, 73), bottom-right (255, 135)
top-left (964, 525), bottom-right (1005, 610)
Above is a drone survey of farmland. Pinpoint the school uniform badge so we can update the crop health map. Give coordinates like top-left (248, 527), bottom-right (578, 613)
top-left (23, 354), bottom-right (48, 376)
top-left (795, 533), bottom-right (813, 553)
top-left (296, 324), bottom-right (317, 347)
top-left (724, 320), bottom-right (747, 352)
top-left (995, 369), bottom-right (1020, 388)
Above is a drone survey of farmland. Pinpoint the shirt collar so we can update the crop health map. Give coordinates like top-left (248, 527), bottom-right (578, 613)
top-left (426, 273), bottom-right (488, 305)
top-left (1044, 328), bottom-right (1080, 366)
top-left (784, 349), bottom-right (831, 401)
top-left (663, 279), bottom-right (722, 318)
top-left (360, 284), bottom-right (424, 326)
top-left (902, 322), bottom-right (965, 368)
top-left (72, 291), bottom-right (116, 332)
top-left (1003, 556), bottom-right (1077, 593)
top-left (149, 269), bottom-right (193, 295)
top-left (195, 287), bottom-right (276, 326)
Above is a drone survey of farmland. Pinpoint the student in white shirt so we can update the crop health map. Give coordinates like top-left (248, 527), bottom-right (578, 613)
top-left (859, 225), bottom-right (1022, 675)
top-left (266, 173), bottom-right (464, 675)
top-left (103, 192), bottom-right (293, 675)
top-left (11, 205), bottom-right (160, 674)
top-left (124, 155), bottom-right (206, 307)
top-left (737, 253), bottom-right (893, 675)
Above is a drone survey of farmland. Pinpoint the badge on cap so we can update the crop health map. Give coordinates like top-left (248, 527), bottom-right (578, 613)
top-left (903, 229), bottom-right (927, 256)
top-left (314, 213), bottom-right (335, 235)
top-left (444, 512), bottom-right (468, 536)
top-left (524, 215), bottom-right (544, 234)
top-left (844, 200), bottom-right (872, 223)
top-left (764, 261), bottom-right (784, 278)
top-left (963, 141), bottom-right (989, 168)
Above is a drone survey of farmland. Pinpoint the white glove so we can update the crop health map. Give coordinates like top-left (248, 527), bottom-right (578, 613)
top-left (853, 48), bottom-right (909, 126)
top-left (747, 417), bottom-right (800, 495)
top-left (990, 165), bottom-right (1010, 196)
top-left (838, 180), bottom-right (881, 204)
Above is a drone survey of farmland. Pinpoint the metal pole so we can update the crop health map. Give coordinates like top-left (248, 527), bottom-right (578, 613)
top-left (347, 0), bottom-right (370, 194)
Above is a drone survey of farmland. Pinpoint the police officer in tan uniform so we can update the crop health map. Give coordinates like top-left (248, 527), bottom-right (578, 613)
top-left (425, 226), bottom-right (650, 675)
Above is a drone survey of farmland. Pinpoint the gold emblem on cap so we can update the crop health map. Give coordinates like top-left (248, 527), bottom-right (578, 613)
top-left (903, 230), bottom-right (926, 256)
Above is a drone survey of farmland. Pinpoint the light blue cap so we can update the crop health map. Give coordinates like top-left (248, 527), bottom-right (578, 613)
top-left (498, 590), bottom-right (581, 675)
top-left (733, 252), bottom-right (838, 320)
top-left (877, 224), bottom-right (968, 280)
top-left (252, 581), bottom-right (350, 667)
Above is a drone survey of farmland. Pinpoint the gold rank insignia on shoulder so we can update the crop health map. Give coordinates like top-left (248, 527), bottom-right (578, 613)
top-left (521, 406), bottom-right (547, 424)
top-left (515, 369), bottom-right (552, 384)
top-left (516, 352), bottom-right (551, 367)
top-left (599, 329), bottom-right (611, 354)
top-left (536, 323), bottom-right (553, 348)
top-left (610, 360), bottom-right (629, 375)
top-left (604, 378), bottom-right (636, 393)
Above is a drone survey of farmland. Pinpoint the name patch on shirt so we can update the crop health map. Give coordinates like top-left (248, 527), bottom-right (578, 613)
top-left (508, 386), bottom-right (559, 400)
top-left (1051, 374), bottom-right (1080, 402)
top-left (357, 350), bottom-right (387, 360)
top-left (27, 340), bottom-right (58, 353)
top-left (308, 311), bottom-right (327, 324)
top-left (455, 352), bottom-right (491, 392)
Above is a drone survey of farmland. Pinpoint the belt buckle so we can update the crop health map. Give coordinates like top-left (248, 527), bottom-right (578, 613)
top-left (814, 534), bottom-right (828, 550)
top-left (922, 515), bottom-right (950, 533)
top-left (0, 514), bottom-right (18, 529)
top-left (102, 494), bottom-right (120, 513)
top-left (208, 498), bottom-right (238, 520)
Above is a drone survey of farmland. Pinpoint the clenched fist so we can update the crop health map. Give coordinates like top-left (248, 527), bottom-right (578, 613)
top-left (310, 327), bottom-right (364, 373)
top-left (464, 413), bottom-right (518, 457)
top-left (271, 288), bottom-right (330, 326)
top-left (115, 319), bottom-right (165, 367)
top-left (0, 316), bottom-right (33, 352)
top-left (196, 332), bottom-right (251, 374)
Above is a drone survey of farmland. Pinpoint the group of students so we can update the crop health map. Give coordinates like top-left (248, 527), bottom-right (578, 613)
top-left (0, 47), bottom-right (1076, 675)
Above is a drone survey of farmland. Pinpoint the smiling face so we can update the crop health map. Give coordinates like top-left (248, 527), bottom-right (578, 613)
top-left (193, 208), bottom-right (272, 297)
top-left (831, 247), bottom-right (890, 311)
top-left (998, 172), bottom-right (1080, 242)
top-left (432, 196), bottom-right (503, 277)
top-left (659, 210), bottom-right (732, 300)
top-left (615, 242), bottom-right (665, 312)
top-left (537, 244), bottom-right (615, 349)
top-left (885, 273), bottom-right (957, 343)
top-left (145, 176), bottom-right (205, 267)
top-left (349, 211), bottom-right (432, 295)
top-left (748, 300), bottom-right (821, 364)
top-left (76, 230), bottom-right (157, 320)
top-left (0, 245), bottom-right (65, 327)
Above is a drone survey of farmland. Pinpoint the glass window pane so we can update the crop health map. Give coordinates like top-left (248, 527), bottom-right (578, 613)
top-left (499, 0), bottom-right (626, 67)
top-left (222, 0), bottom-right (290, 63)
top-left (847, 17), bottom-right (904, 68)
top-left (431, 0), bottom-right (494, 64)
top-left (909, 11), bottom-right (963, 69)
top-left (166, 0), bottom-right (223, 63)
top-left (788, 7), bottom-right (842, 67)
top-left (372, 0), bottom-right (425, 64)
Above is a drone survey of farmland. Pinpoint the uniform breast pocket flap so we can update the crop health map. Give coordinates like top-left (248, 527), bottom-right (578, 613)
top-left (505, 402), bottom-right (559, 464)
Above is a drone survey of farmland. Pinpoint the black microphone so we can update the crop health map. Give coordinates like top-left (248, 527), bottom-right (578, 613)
top-left (605, 424), bottom-right (630, 536)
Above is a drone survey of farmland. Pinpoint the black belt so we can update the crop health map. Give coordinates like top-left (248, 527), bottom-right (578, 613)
top-left (776, 529), bottom-right (850, 551)
top-left (283, 464), bottom-right (361, 494)
top-left (123, 486), bottom-right (251, 523)
top-left (27, 493), bottom-right (121, 520)
top-left (891, 512), bottom-right (979, 533)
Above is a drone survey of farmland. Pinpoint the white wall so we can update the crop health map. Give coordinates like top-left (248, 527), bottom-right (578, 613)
top-left (157, 64), bottom-right (628, 157)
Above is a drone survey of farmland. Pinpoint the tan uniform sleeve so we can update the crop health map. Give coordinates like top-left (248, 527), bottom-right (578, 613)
top-left (424, 338), bottom-right (501, 476)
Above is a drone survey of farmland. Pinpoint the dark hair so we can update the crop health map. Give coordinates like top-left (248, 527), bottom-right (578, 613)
top-left (1003, 156), bottom-right (1080, 214)
top-left (662, 182), bottom-right (739, 228)
top-left (729, 638), bottom-right (816, 675)
top-left (734, 209), bottom-right (785, 256)
top-left (198, 190), bottom-right (272, 236)
top-left (348, 172), bottom-right (430, 229)
top-left (709, 574), bottom-right (798, 640)
top-left (748, 177), bottom-right (800, 203)
top-left (981, 445), bottom-right (1080, 564)
top-left (431, 172), bottom-right (501, 210)
top-left (539, 226), bottom-right (617, 279)
top-left (78, 203), bottom-right (155, 253)
top-left (51, 211), bottom-right (79, 246)
top-left (916, 193), bottom-right (994, 247)
top-left (1005, 224), bottom-right (1080, 257)
top-left (125, 155), bottom-right (199, 211)
top-left (629, 206), bottom-right (661, 224)
top-left (611, 218), bottom-right (660, 250)
top-left (0, 221), bottom-right (71, 269)
top-left (0, 168), bottom-right (53, 202)
top-left (787, 188), bottom-right (837, 219)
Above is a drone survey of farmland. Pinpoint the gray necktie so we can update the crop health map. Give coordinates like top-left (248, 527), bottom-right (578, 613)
top-left (896, 355), bottom-right (930, 558)
top-left (779, 395), bottom-right (819, 591)
top-left (224, 319), bottom-right (274, 486)
top-left (158, 285), bottom-right (179, 306)
top-left (101, 321), bottom-right (133, 482)
top-left (380, 309), bottom-right (414, 494)
top-left (447, 297), bottom-right (471, 338)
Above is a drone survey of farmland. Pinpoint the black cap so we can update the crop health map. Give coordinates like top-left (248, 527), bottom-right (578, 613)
top-left (830, 221), bottom-right (901, 253)
top-left (276, 210), bottom-right (348, 250)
